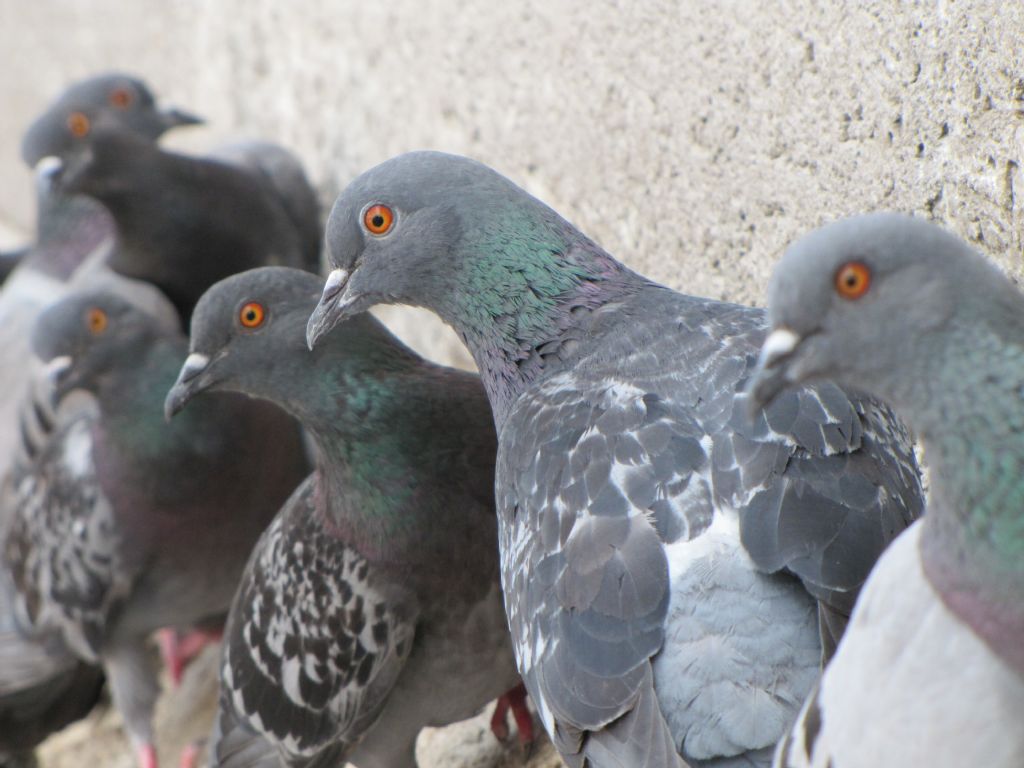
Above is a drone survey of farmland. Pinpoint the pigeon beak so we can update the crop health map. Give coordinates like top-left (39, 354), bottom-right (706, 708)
top-left (42, 355), bottom-right (76, 403)
top-left (746, 327), bottom-right (804, 415)
top-left (34, 156), bottom-right (65, 193)
top-left (164, 353), bottom-right (211, 420)
top-left (159, 103), bottom-right (205, 129)
top-left (306, 268), bottom-right (355, 350)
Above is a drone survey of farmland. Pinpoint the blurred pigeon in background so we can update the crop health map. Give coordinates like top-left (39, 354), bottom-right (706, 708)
top-left (0, 73), bottom-right (203, 489)
top-left (0, 285), bottom-right (308, 768)
top-left (747, 213), bottom-right (1024, 768)
top-left (166, 266), bottom-right (526, 768)
top-left (305, 152), bottom-right (925, 768)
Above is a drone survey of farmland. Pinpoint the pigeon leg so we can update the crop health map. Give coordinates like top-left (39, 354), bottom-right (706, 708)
top-left (177, 740), bottom-right (202, 768)
top-left (137, 742), bottom-right (158, 768)
top-left (506, 682), bottom-right (534, 746)
top-left (157, 627), bottom-right (222, 687)
top-left (489, 694), bottom-right (510, 741)
top-left (490, 682), bottom-right (534, 745)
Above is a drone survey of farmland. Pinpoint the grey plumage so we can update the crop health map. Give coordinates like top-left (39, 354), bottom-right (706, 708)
top-left (53, 126), bottom-right (319, 323)
top-left (304, 152), bottom-right (924, 767)
top-left (746, 213), bottom-right (1024, 767)
top-left (0, 76), bottom-right (202, 759)
top-left (1, 286), bottom-right (308, 763)
top-left (166, 266), bottom-right (521, 768)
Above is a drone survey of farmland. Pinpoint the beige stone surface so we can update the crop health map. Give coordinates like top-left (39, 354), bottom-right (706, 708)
top-left (3, 0), bottom-right (1024, 365)
top-left (1, 1), bottom-right (1022, 766)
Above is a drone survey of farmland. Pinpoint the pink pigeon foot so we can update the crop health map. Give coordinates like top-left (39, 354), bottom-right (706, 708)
top-left (490, 682), bottom-right (534, 746)
top-left (157, 627), bottom-right (223, 687)
top-left (138, 742), bottom-right (158, 768)
top-left (178, 740), bottom-right (203, 768)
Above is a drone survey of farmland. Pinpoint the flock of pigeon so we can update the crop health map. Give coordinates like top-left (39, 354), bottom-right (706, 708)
top-left (0, 71), bottom-right (1020, 768)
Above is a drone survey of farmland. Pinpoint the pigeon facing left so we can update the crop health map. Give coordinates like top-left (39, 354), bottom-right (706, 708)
top-left (165, 266), bottom-right (524, 767)
top-left (306, 152), bottom-right (924, 768)
top-left (747, 213), bottom-right (1024, 768)
top-left (1, 287), bottom-right (308, 768)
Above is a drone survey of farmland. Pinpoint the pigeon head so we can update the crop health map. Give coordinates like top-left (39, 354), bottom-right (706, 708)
top-left (21, 72), bottom-right (202, 169)
top-left (166, 266), bottom-right (326, 419)
top-left (306, 151), bottom-right (586, 349)
top-left (32, 288), bottom-right (181, 401)
top-left (52, 126), bottom-right (155, 199)
top-left (748, 212), bottom-right (1008, 413)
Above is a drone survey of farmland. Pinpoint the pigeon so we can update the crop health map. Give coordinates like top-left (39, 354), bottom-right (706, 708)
top-left (1, 286), bottom-right (309, 768)
top-left (304, 152), bottom-right (925, 768)
top-left (50, 125), bottom-right (320, 324)
top-left (164, 266), bottom-right (525, 768)
top-left (0, 73), bottom-right (203, 477)
top-left (746, 213), bottom-right (1024, 768)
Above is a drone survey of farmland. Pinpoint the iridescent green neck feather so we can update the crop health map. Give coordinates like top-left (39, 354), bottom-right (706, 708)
top-left (443, 204), bottom-right (640, 428)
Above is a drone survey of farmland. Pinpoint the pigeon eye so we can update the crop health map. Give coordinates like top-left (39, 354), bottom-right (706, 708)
top-left (67, 112), bottom-right (91, 138)
top-left (239, 302), bottom-right (266, 329)
top-left (86, 308), bottom-right (108, 335)
top-left (363, 204), bottom-right (395, 236)
top-left (109, 88), bottom-right (133, 109)
top-left (835, 261), bottom-right (872, 300)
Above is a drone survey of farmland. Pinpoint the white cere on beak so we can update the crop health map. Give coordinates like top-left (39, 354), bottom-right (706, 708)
top-left (180, 353), bottom-right (210, 381)
top-left (43, 355), bottom-right (73, 384)
top-left (760, 328), bottom-right (801, 366)
top-left (34, 155), bottom-right (64, 177)
top-left (324, 268), bottom-right (350, 296)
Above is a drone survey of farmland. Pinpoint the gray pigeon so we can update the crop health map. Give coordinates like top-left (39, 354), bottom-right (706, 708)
top-left (746, 213), bottom-right (1024, 768)
top-left (50, 126), bottom-right (320, 323)
top-left (304, 152), bottom-right (925, 768)
top-left (1, 287), bottom-right (308, 768)
top-left (164, 266), bottom-right (525, 768)
top-left (0, 73), bottom-right (203, 479)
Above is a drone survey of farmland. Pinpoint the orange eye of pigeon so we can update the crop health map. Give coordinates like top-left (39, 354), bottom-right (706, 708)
top-left (239, 302), bottom-right (266, 329)
top-left (67, 112), bottom-right (91, 138)
top-left (834, 261), bottom-right (872, 300)
top-left (86, 308), bottom-right (108, 335)
top-left (109, 88), bottom-right (133, 109)
top-left (363, 204), bottom-right (395, 235)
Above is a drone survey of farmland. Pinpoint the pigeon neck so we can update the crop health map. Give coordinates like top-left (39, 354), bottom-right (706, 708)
top-left (28, 194), bottom-right (113, 280)
top-left (276, 318), bottom-right (455, 561)
top-left (442, 231), bottom-right (641, 431)
top-left (94, 337), bottom-right (224, 467)
top-left (907, 326), bottom-right (1024, 677)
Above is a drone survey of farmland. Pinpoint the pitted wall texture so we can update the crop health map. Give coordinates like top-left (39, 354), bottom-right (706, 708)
top-left (2, 1), bottom-right (1023, 365)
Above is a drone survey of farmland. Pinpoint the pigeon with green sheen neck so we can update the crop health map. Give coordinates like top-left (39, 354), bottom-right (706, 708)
top-left (747, 213), bottom-right (1024, 768)
top-left (165, 266), bottom-right (524, 768)
top-left (305, 152), bottom-right (924, 768)
top-left (1, 287), bottom-right (308, 768)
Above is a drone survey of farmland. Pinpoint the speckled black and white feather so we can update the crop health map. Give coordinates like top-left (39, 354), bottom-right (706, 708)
top-left (217, 479), bottom-right (416, 767)
top-left (4, 415), bottom-right (131, 662)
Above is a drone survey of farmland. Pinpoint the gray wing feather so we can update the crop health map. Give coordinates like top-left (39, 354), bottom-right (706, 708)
top-left (497, 286), bottom-right (922, 764)
top-left (499, 383), bottom-right (685, 766)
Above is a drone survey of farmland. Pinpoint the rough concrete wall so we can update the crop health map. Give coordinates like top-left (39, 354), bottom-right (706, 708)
top-left (3, 0), bottom-right (1023, 366)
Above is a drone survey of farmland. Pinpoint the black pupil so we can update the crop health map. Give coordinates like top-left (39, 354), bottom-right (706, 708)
top-left (246, 310), bottom-right (257, 321)
top-left (845, 272), bottom-right (858, 286)
top-left (372, 214), bottom-right (385, 228)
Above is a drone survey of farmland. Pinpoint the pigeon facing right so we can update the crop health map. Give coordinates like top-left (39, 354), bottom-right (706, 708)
top-left (748, 213), bottom-right (1024, 768)
top-left (165, 267), bottom-right (524, 768)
